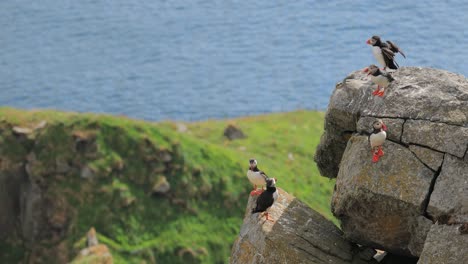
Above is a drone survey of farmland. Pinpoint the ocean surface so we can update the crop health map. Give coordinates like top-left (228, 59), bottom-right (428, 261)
top-left (1, 1), bottom-right (467, 121)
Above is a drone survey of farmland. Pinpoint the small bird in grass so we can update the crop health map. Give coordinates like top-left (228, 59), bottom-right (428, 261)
top-left (369, 119), bottom-right (387, 163)
top-left (366, 35), bottom-right (406, 70)
top-left (246, 159), bottom-right (268, 196)
top-left (363, 64), bottom-right (395, 97)
top-left (252, 177), bottom-right (279, 222)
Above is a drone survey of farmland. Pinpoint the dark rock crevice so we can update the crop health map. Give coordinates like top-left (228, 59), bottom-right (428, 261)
top-left (406, 147), bottom-right (438, 173)
top-left (354, 126), bottom-right (442, 173)
top-left (421, 154), bottom-right (445, 220)
top-left (295, 233), bottom-right (351, 262)
top-left (400, 119), bottom-right (407, 142)
top-left (361, 115), bottom-right (467, 128)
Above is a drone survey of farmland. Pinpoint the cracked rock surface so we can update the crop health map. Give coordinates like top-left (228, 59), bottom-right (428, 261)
top-left (230, 189), bottom-right (378, 264)
top-left (314, 67), bottom-right (467, 259)
top-left (418, 224), bottom-right (468, 264)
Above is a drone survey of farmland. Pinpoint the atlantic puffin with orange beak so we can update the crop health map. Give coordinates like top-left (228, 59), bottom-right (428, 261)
top-left (247, 159), bottom-right (268, 196)
top-left (363, 65), bottom-right (395, 97)
top-left (252, 177), bottom-right (279, 222)
top-left (369, 119), bottom-right (387, 163)
top-left (366, 35), bottom-right (406, 70)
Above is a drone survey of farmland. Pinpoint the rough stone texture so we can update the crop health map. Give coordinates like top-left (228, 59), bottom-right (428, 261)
top-left (315, 67), bottom-right (468, 259)
top-left (357, 117), bottom-right (404, 142)
top-left (81, 166), bottom-right (95, 179)
top-left (230, 189), bottom-right (378, 264)
top-left (0, 164), bottom-right (24, 240)
top-left (152, 176), bottom-right (171, 194)
top-left (224, 124), bottom-right (246, 140)
top-left (20, 178), bottom-right (44, 245)
top-left (331, 135), bottom-right (433, 256)
top-left (315, 67), bottom-right (468, 179)
top-left (402, 120), bottom-right (468, 158)
top-left (71, 244), bottom-right (113, 264)
top-left (427, 154), bottom-right (468, 223)
top-left (417, 224), bottom-right (468, 264)
top-left (70, 227), bottom-right (113, 264)
top-left (408, 145), bottom-right (444, 171)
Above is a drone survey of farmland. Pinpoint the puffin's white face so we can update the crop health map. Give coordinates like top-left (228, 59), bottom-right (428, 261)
top-left (373, 120), bottom-right (384, 130)
top-left (363, 64), bottom-right (379, 75)
top-left (266, 178), bottom-right (276, 187)
top-left (368, 65), bottom-right (379, 72)
top-left (249, 159), bottom-right (257, 169)
top-left (366, 36), bottom-right (379, 46)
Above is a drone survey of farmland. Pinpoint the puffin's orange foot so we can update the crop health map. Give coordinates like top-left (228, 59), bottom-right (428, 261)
top-left (372, 88), bottom-right (380, 95)
top-left (262, 212), bottom-right (274, 222)
top-left (250, 190), bottom-right (263, 196)
top-left (377, 90), bottom-right (385, 97)
top-left (372, 153), bottom-right (380, 163)
top-left (377, 148), bottom-right (384, 157)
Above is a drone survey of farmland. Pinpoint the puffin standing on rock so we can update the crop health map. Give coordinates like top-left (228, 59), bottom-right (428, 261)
top-left (252, 177), bottom-right (279, 222)
top-left (363, 65), bottom-right (395, 97)
top-left (366, 35), bottom-right (406, 70)
top-left (247, 159), bottom-right (268, 196)
top-left (369, 119), bottom-right (387, 163)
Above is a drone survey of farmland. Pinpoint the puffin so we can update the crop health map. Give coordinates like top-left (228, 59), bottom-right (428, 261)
top-left (252, 177), bottom-right (279, 221)
top-left (246, 159), bottom-right (268, 196)
top-left (363, 64), bottom-right (395, 97)
top-left (369, 119), bottom-right (387, 163)
top-left (366, 35), bottom-right (406, 70)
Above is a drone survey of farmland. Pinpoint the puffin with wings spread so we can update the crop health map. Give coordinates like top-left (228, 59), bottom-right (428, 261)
top-left (366, 35), bottom-right (406, 70)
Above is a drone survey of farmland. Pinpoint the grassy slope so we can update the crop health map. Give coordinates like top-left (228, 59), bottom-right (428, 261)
top-left (0, 108), bottom-right (334, 264)
top-left (181, 110), bottom-right (335, 219)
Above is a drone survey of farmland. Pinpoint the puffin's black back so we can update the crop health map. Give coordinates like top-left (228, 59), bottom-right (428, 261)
top-left (252, 186), bottom-right (276, 214)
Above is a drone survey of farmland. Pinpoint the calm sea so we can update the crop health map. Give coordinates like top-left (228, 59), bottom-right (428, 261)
top-left (1, 1), bottom-right (467, 121)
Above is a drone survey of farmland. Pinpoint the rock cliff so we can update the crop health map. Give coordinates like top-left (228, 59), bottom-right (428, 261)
top-left (230, 189), bottom-right (378, 264)
top-left (314, 67), bottom-right (467, 262)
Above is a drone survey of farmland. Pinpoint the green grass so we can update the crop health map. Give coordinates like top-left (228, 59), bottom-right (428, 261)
top-left (0, 107), bottom-right (334, 264)
top-left (180, 110), bottom-right (336, 219)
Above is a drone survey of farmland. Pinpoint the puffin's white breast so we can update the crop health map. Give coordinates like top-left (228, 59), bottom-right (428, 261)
top-left (273, 190), bottom-right (279, 201)
top-left (369, 74), bottom-right (390, 88)
top-left (370, 131), bottom-right (387, 148)
top-left (372, 46), bottom-right (386, 68)
top-left (247, 170), bottom-right (266, 186)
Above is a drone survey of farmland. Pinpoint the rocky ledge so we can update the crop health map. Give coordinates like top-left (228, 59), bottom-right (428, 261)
top-left (314, 67), bottom-right (467, 262)
top-left (230, 189), bottom-right (379, 264)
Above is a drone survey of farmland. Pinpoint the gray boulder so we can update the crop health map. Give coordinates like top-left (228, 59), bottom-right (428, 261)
top-left (427, 154), bottom-right (468, 223)
top-left (315, 67), bottom-right (468, 179)
top-left (314, 67), bottom-right (468, 258)
top-left (331, 135), bottom-right (433, 256)
top-left (230, 189), bottom-right (378, 264)
top-left (418, 224), bottom-right (468, 264)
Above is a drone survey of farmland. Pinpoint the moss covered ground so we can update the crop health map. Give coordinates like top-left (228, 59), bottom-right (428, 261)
top-left (0, 107), bottom-right (334, 263)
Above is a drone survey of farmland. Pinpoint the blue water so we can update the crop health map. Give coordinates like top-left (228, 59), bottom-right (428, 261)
top-left (1, 1), bottom-right (467, 121)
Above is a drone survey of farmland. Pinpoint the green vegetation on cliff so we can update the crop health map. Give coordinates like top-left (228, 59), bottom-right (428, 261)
top-left (0, 107), bottom-right (333, 264)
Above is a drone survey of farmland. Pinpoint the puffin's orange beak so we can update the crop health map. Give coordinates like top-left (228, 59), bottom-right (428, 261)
top-left (366, 39), bottom-right (371, 45)
top-left (382, 124), bottom-right (387, 131)
top-left (363, 68), bottom-right (371, 76)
